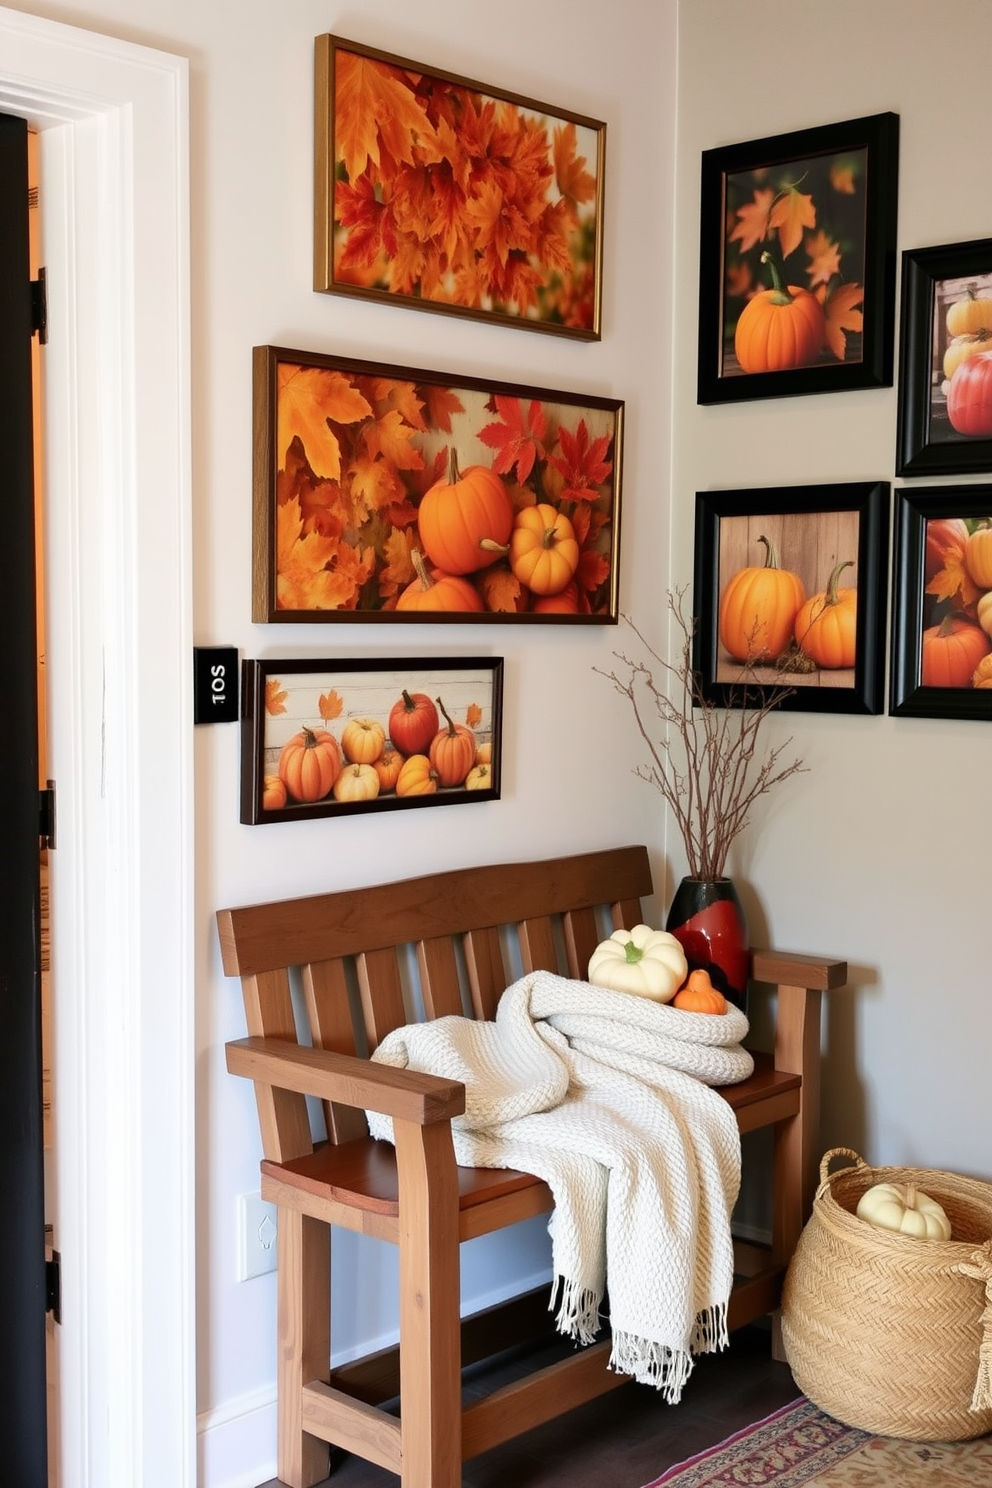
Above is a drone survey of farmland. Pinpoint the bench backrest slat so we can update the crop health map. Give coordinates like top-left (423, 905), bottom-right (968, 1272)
top-left (219, 846), bottom-right (654, 1159)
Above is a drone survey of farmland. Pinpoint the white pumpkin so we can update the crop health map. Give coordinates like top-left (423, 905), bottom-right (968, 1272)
top-left (855, 1181), bottom-right (952, 1241)
top-left (587, 924), bottom-right (687, 1002)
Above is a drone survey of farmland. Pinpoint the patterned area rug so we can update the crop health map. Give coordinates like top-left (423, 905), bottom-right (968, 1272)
top-left (642, 1397), bottom-right (992, 1486)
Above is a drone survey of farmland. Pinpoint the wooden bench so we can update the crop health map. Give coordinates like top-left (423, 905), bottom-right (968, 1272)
top-left (218, 844), bottom-right (847, 1488)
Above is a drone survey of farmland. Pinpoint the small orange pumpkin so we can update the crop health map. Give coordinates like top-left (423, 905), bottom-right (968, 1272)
top-left (372, 744), bottom-right (404, 793)
top-left (793, 559), bottom-right (857, 669)
top-left (395, 754), bottom-right (439, 797)
top-left (397, 550), bottom-right (485, 613)
top-left (508, 504), bottom-right (580, 596)
top-left (921, 614), bottom-right (991, 688)
top-left (733, 253), bottom-right (826, 374)
top-left (719, 533), bottom-right (806, 664)
top-left (429, 696), bottom-right (475, 787)
top-left (672, 969), bottom-right (728, 1015)
top-left (278, 726), bottom-right (342, 803)
top-left (417, 450), bottom-right (513, 575)
top-left (262, 774), bottom-right (287, 811)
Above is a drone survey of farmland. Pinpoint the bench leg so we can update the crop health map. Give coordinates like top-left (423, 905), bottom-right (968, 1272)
top-left (395, 1122), bottom-right (462, 1488)
top-left (277, 1209), bottom-right (331, 1488)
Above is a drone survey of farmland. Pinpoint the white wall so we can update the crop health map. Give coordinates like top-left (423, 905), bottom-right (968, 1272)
top-left (674, 0), bottom-right (991, 1184)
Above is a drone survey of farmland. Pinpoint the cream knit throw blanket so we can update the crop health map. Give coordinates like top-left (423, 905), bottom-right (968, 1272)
top-left (366, 970), bottom-right (754, 1402)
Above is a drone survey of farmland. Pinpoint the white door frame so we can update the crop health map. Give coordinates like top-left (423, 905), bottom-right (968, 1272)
top-left (0, 9), bottom-right (194, 1488)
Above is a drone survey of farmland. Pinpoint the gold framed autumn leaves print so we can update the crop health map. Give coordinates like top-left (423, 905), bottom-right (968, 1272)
top-left (697, 113), bottom-right (899, 404)
top-left (253, 346), bottom-right (623, 624)
top-left (313, 34), bottom-right (605, 339)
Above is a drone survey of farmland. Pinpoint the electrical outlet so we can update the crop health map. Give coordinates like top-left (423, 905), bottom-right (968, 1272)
top-left (238, 1192), bottom-right (278, 1281)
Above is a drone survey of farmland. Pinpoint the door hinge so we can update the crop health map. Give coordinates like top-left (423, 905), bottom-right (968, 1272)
top-left (31, 266), bottom-right (48, 345)
top-left (45, 1250), bottom-right (61, 1324)
top-left (39, 780), bottom-right (56, 850)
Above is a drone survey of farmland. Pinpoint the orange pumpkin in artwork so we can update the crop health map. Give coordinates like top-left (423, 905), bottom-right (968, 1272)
top-left (734, 253), bottom-right (826, 374)
top-left (396, 550), bottom-right (484, 613)
top-left (719, 534), bottom-right (805, 664)
top-left (793, 560), bottom-right (858, 670)
top-left (921, 615), bottom-right (991, 688)
top-left (417, 450), bottom-right (513, 575)
top-left (429, 696), bottom-right (475, 788)
top-left (278, 726), bottom-right (342, 803)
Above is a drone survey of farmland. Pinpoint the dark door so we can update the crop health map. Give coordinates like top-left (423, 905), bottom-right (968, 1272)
top-left (0, 109), bottom-right (48, 1488)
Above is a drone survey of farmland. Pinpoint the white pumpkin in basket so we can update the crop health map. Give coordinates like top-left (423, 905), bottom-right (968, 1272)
top-left (587, 925), bottom-right (687, 1002)
top-left (856, 1181), bottom-right (952, 1241)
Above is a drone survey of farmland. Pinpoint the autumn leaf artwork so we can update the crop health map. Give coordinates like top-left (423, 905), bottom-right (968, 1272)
top-left (254, 347), bottom-right (622, 622)
top-left (721, 145), bottom-right (869, 378)
top-left (241, 659), bottom-right (503, 824)
top-left (315, 36), bottom-right (604, 336)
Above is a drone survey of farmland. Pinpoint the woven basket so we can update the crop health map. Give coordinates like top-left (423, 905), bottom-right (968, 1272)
top-left (781, 1147), bottom-right (992, 1441)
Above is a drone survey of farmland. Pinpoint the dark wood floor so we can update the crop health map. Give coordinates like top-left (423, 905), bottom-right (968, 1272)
top-left (260, 1322), bottom-right (800, 1488)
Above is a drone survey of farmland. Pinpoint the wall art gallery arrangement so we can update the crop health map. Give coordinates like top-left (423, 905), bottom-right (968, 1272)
top-left (237, 60), bottom-right (992, 834)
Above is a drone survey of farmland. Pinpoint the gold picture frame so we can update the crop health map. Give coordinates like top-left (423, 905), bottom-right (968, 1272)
top-left (314, 34), bottom-right (606, 339)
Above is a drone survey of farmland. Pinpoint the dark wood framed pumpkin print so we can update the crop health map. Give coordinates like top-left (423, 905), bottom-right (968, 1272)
top-left (896, 239), bottom-right (992, 476)
top-left (240, 656), bottom-right (503, 823)
top-left (697, 113), bottom-right (899, 405)
top-left (890, 488), bottom-right (992, 719)
top-left (693, 481), bottom-right (890, 715)
top-left (252, 345), bottom-right (623, 624)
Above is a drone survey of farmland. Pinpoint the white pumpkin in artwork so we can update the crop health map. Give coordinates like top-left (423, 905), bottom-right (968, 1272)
top-left (855, 1181), bottom-right (952, 1241)
top-left (587, 925), bottom-right (687, 1002)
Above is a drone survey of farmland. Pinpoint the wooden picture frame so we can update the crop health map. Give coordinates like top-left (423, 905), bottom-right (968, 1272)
top-left (253, 345), bottom-right (623, 624)
top-left (313, 34), bottom-right (606, 339)
top-left (890, 487), bottom-right (992, 718)
top-left (896, 239), bottom-right (992, 476)
top-left (694, 481), bottom-right (890, 714)
top-left (697, 112), bottom-right (899, 405)
top-left (240, 656), bottom-right (503, 824)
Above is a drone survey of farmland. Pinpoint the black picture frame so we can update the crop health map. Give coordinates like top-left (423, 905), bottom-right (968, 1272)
top-left (890, 487), bottom-right (992, 719)
top-left (896, 239), bottom-right (992, 476)
top-left (253, 345), bottom-right (623, 625)
top-left (697, 112), bottom-right (899, 405)
top-left (693, 481), bottom-right (890, 714)
top-left (241, 656), bottom-right (503, 823)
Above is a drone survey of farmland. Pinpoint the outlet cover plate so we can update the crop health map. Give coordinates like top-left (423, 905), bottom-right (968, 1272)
top-left (238, 1191), bottom-right (278, 1281)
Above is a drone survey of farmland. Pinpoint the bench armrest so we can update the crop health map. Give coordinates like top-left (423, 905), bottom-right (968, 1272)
top-left (226, 1036), bottom-right (466, 1126)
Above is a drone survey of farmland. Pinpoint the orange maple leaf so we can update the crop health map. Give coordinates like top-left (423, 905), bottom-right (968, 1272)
top-left (927, 549), bottom-right (981, 611)
top-left (378, 526), bottom-right (418, 600)
top-left (830, 162), bottom-right (856, 194)
top-left (367, 378), bottom-right (427, 433)
top-left (335, 50), bottom-right (435, 182)
top-left (553, 122), bottom-right (596, 205)
top-left (728, 189), bottom-right (774, 254)
top-left (419, 384), bottom-right (465, 434)
top-left (549, 420), bottom-right (613, 502)
top-left (477, 564), bottom-right (523, 613)
top-left (769, 187), bottom-right (816, 262)
top-left (822, 281), bottom-right (864, 361)
top-left (805, 230), bottom-right (842, 290)
top-left (465, 702), bottom-right (482, 729)
top-left (478, 396), bottom-right (547, 482)
top-left (318, 690), bottom-right (344, 722)
top-left (265, 678), bottom-right (287, 716)
top-left (278, 365), bottom-right (372, 478)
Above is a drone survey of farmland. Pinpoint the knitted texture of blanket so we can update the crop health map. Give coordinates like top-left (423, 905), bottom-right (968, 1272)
top-left (366, 970), bottom-right (754, 1401)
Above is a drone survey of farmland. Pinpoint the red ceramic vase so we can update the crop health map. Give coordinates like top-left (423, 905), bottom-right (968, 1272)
top-left (665, 877), bottom-right (749, 1011)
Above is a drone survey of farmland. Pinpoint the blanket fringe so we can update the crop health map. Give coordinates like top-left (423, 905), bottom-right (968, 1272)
top-left (550, 1275), bottom-right (601, 1346)
top-left (690, 1301), bottom-right (729, 1356)
top-left (609, 1330), bottom-right (693, 1403)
